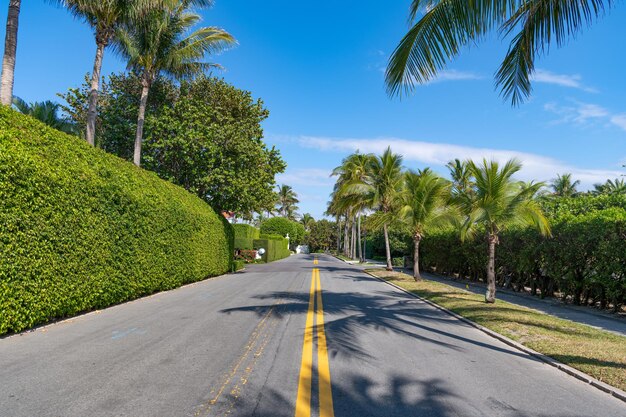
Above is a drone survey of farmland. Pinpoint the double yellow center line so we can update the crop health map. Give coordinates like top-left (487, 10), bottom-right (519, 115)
top-left (294, 264), bottom-right (334, 417)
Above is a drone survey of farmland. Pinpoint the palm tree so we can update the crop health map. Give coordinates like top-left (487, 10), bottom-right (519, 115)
top-left (386, 1), bottom-right (613, 105)
top-left (446, 158), bottom-right (472, 196)
top-left (398, 169), bottom-right (453, 280)
top-left (593, 178), bottom-right (626, 195)
top-left (276, 184), bottom-right (300, 217)
top-left (300, 213), bottom-right (315, 231)
top-left (550, 173), bottom-right (580, 197)
top-left (0, 0), bottom-right (20, 105)
top-left (12, 97), bottom-right (78, 134)
top-left (461, 159), bottom-right (550, 303)
top-left (114, 0), bottom-right (235, 166)
top-left (331, 152), bottom-right (375, 261)
top-left (367, 147), bottom-right (404, 270)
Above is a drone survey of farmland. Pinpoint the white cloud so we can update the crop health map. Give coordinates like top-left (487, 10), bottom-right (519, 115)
top-left (276, 168), bottom-right (334, 187)
top-left (429, 69), bottom-right (483, 83)
top-left (295, 135), bottom-right (623, 188)
top-left (532, 69), bottom-right (597, 93)
top-left (544, 101), bottom-right (626, 131)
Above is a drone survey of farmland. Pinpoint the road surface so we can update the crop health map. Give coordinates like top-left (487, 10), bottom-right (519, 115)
top-left (1, 254), bottom-right (624, 416)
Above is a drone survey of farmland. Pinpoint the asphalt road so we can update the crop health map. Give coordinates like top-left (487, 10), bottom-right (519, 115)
top-left (1, 254), bottom-right (624, 417)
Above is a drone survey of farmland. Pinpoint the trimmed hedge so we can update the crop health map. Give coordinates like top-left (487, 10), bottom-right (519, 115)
top-left (260, 217), bottom-right (304, 246)
top-left (233, 223), bottom-right (260, 250)
top-left (253, 234), bottom-right (290, 262)
top-left (0, 108), bottom-right (233, 335)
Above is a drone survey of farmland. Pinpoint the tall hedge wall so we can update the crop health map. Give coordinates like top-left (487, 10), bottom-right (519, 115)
top-left (253, 234), bottom-right (290, 262)
top-left (0, 108), bottom-right (233, 335)
top-left (233, 223), bottom-right (260, 250)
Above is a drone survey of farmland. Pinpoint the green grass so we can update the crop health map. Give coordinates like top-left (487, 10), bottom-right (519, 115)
top-left (366, 268), bottom-right (626, 392)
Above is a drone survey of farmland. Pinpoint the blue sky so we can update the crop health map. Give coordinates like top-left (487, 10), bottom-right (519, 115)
top-left (3, 1), bottom-right (626, 218)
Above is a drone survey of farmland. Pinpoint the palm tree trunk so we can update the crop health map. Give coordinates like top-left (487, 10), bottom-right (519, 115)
top-left (413, 233), bottom-right (422, 281)
top-left (383, 223), bottom-right (393, 271)
top-left (485, 234), bottom-right (498, 303)
top-left (0, 0), bottom-right (20, 106)
top-left (336, 216), bottom-right (341, 253)
top-left (343, 216), bottom-right (350, 257)
top-left (133, 72), bottom-right (151, 167)
top-left (85, 36), bottom-right (106, 146)
top-left (351, 217), bottom-right (356, 259)
top-left (357, 212), bottom-right (363, 263)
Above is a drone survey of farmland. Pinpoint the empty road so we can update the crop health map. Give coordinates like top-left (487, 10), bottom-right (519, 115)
top-left (1, 254), bottom-right (624, 417)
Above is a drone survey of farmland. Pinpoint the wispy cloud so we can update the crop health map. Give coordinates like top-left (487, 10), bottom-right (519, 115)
top-left (544, 101), bottom-right (626, 131)
top-left (427, 69), bottom-right (483, 84)
top-left (533, 69), bottom-right (597, 93)
top-left (292, 135), bottom-right (623, 187)
top-left (276, 168), bottom-right (334, 187)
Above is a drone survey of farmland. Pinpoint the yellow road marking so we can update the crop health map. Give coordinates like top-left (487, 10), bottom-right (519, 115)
top-left (294, 270), bottom-right (316, 417)
top-left (294, 268), bottom-right (334, 417)
top-left (313, 257), bottom-right (318, 265)
top-left (315, 268), bottom-right (334, 417)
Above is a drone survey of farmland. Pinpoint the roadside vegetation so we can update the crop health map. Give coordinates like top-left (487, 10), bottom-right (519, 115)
top-left (367, 268), bottom-right (626, 392)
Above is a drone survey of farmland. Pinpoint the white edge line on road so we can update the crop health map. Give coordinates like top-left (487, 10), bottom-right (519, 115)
top-left (355, 267), bottom-right (626, 404)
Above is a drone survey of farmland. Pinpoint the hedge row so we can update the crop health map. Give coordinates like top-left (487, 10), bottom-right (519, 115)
top-left (254, 234), bottom-right (290, 262)
top-left (420, 205), bottom-right (626, 311)
top-left (0, 108), bottom-right (233, 335)
top-left (233, 223), bottom-right (260, 250)
top-left (260, 217), bottom-right (305, 246)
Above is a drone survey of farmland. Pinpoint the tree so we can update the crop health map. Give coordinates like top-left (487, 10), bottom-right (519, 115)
top-left (59, 72), bottom-right (178, 159)
top-left (300, 213), bottom-right (315, 231)
top-left (386, 0), bottom-right (613, 105)
top-left (398, 169), bottom-right (453, 280)
top-left (144, 76), bottom-right (285, 213)
top-left (461, 159), bottom-right (550, 303)
top-left (593, 178), bottom-right (626, 196)
top-left (12, 97), bottom-right (77, 134)
top-left (367, 147), bottom-right (404, 270)
top-left (551, 173), bottom-right (580, 197)
top-left (306, 220), bottom-right (338, 252)
top-left (114, 1), bottom-right (235, 166)
top-left (0, 0), bottom-right (20, 105)
top-left (59, 0), bottom-right (145, 145)
top-left (276, 184), bottom-right (300, 218)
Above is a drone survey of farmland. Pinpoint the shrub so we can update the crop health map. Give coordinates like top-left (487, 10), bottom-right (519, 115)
top-left (232, 260), bottom-right (245, 272)
top-left (260, 217), bottom-right (304, 246)
top-left (0, 108), bottom-right (233, 335)
top-left (233, 224), bottom-right (260, 250)
top-left (235, 249), bottom-right (257, 263)
top-left (253, 234), bottom-right (290, 262)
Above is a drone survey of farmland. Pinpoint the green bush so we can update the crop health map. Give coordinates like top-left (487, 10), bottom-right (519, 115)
top-left (260, 217), bottom-right (304, 246)
top-left (232, 260), bottom-right (245, 272)
top-left (0, 108), bottom-right (233, 335)
top-left (253, 234), bottom-right (290, 262)
top-left (233, 224), bottom-right (260, 250)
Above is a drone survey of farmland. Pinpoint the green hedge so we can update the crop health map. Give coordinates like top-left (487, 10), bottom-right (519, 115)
top-left (253, 234), bottom-right (290, 262)
top-left (233, 224), bottom-right (260, 250)
top-left (0, 108), bottom-right (233, 335)
top-left (419, 199), bottom-right (626, 311)
top-left (260, 217), bottom-right (304, 246)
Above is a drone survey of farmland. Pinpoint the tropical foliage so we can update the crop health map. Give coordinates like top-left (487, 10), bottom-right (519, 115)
top-left (386, 0), bottom-right (614, 105)
top-left (12, 97), bottom-right (77, 134)
top-left (276, 184), bottom-right (300, 219)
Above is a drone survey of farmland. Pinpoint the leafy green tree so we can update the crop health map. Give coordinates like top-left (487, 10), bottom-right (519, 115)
top-left (461, 159), bottom-right (550, 303)
top-left (386, 0), bottom-right (613, 105)
top-left (58, 72), bottom-right (178, 158)
top-left (0, 0), bottom-right (20, 105)
top-left (114, 1), bottom-right (235, 166)
top-left (276, 184), bottom-right (300, 219)
top-left (550, 173), bottom-right (580, 197)
top-left (144, 76), bottom-right (285, 214)
top-left (300, 213), bottom-right (315, 231)
top-left (306, 220), bottom-right (338, 252)
top-left (12, 97), bottom-right (77, 134)
top-left (398, 169), bottom-right (453, 280)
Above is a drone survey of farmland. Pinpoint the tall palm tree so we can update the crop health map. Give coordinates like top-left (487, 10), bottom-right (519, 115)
top-left (114, 1), bottom-right (235, 166)
top-left (0, 0), bottom-right (20, 105)
top-left (461, 159), bottom-right (550, 303)
top-left (367, 147), bottom-right (404, 270)
top-left (550, 173), bottom-right (580, 197)
top-left (398, 169), bottom-right (453, 280)
top-left (276, 184), bottom-right (300, 217)
top-left (446, 158), bottom-right (472, 196)
top-left (332, 152), bottom-right (374, 262)
top-left (386, 1), bottom-right (613, 105)
top-left (12, 97), bottom-right (78, 134)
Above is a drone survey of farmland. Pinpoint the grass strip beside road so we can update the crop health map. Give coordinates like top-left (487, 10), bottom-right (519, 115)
top-left (366, 269), bottom-right (626, 392)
